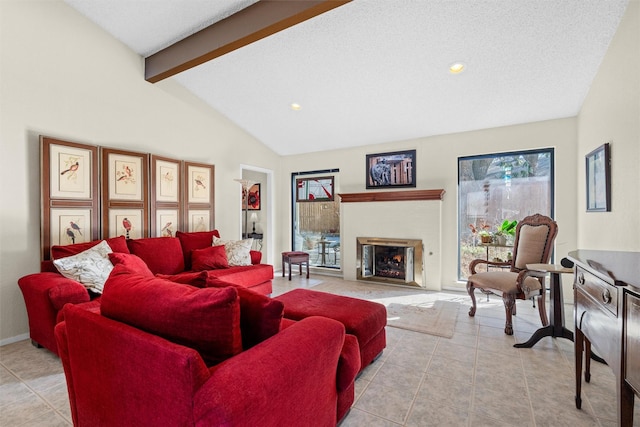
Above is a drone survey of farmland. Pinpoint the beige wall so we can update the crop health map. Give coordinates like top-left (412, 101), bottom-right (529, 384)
top-left (577, 0), bottom-right (640, 250)
top-left (280, 118), bottom-right (578, 290)
top-left (0, 1), bottom-right (280, 343)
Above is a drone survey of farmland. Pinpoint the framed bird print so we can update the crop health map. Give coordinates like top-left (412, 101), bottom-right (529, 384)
top-left (101, 148), bottom-right (149, 239)
top-left (155, 209), bottom-right (179, 237)
top-left (186, 163), bottom-right (212, 204)
top-left (108, 209), bottom-right (143, 240)
top-left (187, 210), bottom-right (211, 232)
top-left (106, 150), bottom-right (145, 201)
top-left (50, 208), bottom-right (92, 246)
top-left (40, 136), bottom-right (99, 260)
top-left (150, 156), bottom-right (182, 237)
top-left (183, 161), bottom-right (214, 231)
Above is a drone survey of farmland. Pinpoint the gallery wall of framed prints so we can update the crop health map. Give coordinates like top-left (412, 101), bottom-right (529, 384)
top-left (39, 136), bottom-right (215, 260)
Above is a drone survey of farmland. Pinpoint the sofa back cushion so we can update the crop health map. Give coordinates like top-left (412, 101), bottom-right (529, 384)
top-left (108, 253), bottom-right (153, 277)
top-left (53, 240), bottom-right (114, 294)
top-left (191, 245), bottom-right (229, 271)
top-left (206, 277), bottom-right (283, 349)
top-left (51, 236), bottom-right (129, 260)
top-left (126, 237), bottom-right (184, 275)
top-left (176, 230), bottom-right (221, 270)
top-left (101, 265), bottom-right (242, 366)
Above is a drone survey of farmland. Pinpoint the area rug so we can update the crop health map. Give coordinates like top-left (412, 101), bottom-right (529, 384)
top-left (385, 301), bottom-right (459, 338)
top-left (309, 280), bottom-right (461, 338)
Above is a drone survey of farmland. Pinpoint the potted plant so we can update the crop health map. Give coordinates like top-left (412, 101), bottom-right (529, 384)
top-left (478, 230), bottom-right (493, 244)
top-left (469, 223), bottom-right (492, 244)
top-left (494, 220), bottom-right (517, 245)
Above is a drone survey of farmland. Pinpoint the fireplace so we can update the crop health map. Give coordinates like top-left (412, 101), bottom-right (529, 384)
top-left (356, 237), bottom-right (423, 288)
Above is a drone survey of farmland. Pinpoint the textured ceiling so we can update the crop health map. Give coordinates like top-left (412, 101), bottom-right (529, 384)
top-left (65, 0), bottom-right (629, 156)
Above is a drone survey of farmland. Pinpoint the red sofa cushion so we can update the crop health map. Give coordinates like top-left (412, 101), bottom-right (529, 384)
top-left (206, 277), bottom-right (283, 349)
top-left (206, 264), bottom-right (274, 288)
top-left (176, 230), bottom-right (220, 270)
top-left (108, 253), bottom-right (153, 277)
top-left (156, 271), bottom-right (209, 288)
top-left (191, 245), bottom-right (229, 271)
top-left (126, 237), bottom-right (185, 275)
top-left (51, 236), bottom-right (129, 259)
top-left (101, 265), bottom-right (242, 366)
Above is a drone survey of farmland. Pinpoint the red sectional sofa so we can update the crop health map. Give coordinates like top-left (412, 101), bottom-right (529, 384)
top-left (53, 263), bottom-right (359, 425)
top-left (18, 230), bottom-right (273, 356)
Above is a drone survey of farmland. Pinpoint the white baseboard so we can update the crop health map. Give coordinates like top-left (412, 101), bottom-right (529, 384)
top-left (0, 333), bottom-right (29, 347)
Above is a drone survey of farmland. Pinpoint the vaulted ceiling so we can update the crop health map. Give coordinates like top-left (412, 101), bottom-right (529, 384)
top-left (65, 0), bottom-right (629, 155)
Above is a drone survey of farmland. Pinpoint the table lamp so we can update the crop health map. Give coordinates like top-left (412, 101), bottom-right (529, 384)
top-left (250, 212), bottom-right (258, 234)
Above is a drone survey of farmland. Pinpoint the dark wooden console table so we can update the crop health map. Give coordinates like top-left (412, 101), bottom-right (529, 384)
top-left (570, 250), bottom-right (640, 426)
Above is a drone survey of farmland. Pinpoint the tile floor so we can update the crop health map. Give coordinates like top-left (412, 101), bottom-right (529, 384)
top-left (2, 274), bottom-right (639, 426)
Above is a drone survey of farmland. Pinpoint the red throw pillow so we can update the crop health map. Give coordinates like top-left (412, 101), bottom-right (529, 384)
top-left (176, 230), bottom-right (221, 270)
top-left (51, 236), bottom-right (129, 259)
top-left (108, 253), bottom-right (153, 277)
top-left (191, 245), bottom-right (229, 271)
top-left (101, 265), bottom-right (242, 366)
top-left (206, 277), bottom-right (283, 349)
top-left (156, 271), bottom-right (208, 288)
top-left (126, 237), bottom-right (184, 275)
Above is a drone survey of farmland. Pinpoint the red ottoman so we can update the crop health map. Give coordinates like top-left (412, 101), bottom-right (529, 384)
top-left (275, 288), bottom-right (386, 372)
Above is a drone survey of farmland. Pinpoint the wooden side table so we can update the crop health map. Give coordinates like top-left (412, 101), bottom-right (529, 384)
top-left (281, 251), bottom-right (310, 281)
top-left (513, 263), bottom-right (574, 348)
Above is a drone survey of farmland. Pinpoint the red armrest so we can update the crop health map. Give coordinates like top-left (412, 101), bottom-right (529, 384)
top-left (250, 250), bottom-right (262, 265)
top-left (195, 316), bottom-right (344, 426)
top-left (18, 273), bottom-right (90, 354)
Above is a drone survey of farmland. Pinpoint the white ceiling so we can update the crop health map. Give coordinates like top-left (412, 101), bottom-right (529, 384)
top-left (65, 0), bottom-right (629, 156)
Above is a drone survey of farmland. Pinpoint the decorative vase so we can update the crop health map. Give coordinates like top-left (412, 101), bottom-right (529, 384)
top-left (481, 235), bottom-right (492, 244)
top-left (495, 235), bottom-right (507, 246)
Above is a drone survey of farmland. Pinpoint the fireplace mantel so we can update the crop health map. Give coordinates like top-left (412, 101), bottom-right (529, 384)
top-left (339, 189), bottom-right (445, 203)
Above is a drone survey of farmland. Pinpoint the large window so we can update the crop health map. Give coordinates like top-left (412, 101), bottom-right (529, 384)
top-left (291, 170), bottom-right (340, 268)
top-left (458, 149), bottom-right (554, 280)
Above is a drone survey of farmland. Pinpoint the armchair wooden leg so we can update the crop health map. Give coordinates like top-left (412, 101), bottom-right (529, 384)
top-left (467, 281), bottom-right (477, 317)
top-left (503, 294), bottom-right (515, 335)
top-left (537, 290), bottom-right (549, 326)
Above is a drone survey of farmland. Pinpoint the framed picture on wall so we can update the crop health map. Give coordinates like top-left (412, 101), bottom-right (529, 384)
top-left (48, 143), bottom-right (94, 199)
top-left (155, 209), bottom-right (179, 237)
top-left (106, 151), bottom-right (145, 201)
top-left (244, 183), bottom-right (261, 210)
top-left (186, 163), bottom-right (213, 204)
top-left (586, 142), bottom-right (611, 212)
top-left (108, 208), bottom-right (144, 240)
top-left (187, 210), bottom-right (211, 232)
top-left (50, 208), bottom-right (92, 247)
top-left (366, 149), bottom-right (416, 189)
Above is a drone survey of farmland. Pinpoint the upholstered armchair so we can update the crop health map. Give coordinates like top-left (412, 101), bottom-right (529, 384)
top-left (467, 214), bottom-right (558, 335)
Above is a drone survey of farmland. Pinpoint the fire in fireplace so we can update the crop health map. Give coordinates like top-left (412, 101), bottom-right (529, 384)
top-left (357, 237), bottom-right (422, 287)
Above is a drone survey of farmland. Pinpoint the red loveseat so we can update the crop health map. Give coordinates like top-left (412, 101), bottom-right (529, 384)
top-left (18, 230), bottom-right (273, 355)
top-left (56, 268), bottom-right (359, 425)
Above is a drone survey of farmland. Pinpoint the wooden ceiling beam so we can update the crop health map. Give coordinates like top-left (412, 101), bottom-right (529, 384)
top-left (145, 0), bottom-right (351, 83)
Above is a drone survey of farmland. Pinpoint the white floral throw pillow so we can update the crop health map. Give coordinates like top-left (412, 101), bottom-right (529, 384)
top-left (53, 240), bottom-right (114, 293)
top-left (212, 237), bottom-right (253, 266)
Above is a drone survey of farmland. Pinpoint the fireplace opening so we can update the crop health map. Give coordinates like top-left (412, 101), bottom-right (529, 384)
top-left (357, 237), bottom-right (422, 287)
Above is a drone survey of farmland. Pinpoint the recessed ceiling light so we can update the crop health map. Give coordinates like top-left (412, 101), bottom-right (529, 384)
top-left (291, 103), bottom-right (302, 111)
top-left (449, 62), bottom-right (465, 74)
